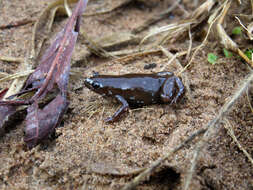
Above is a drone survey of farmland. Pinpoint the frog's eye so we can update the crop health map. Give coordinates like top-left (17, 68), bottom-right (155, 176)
top-left (92, 81), bottom-right (102, 89)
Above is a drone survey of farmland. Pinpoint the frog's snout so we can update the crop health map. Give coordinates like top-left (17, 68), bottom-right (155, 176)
top-left (84, 78), bottom-right (103, 90)
top-left (84, 78), bottom-right (92, 88)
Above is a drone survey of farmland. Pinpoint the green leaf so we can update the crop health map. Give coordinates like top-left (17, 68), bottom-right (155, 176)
top-left (244, 49), bottom-right (253, 60)
top-left (232, 26), bottom-right (242, 35)
top-left (223, 48), bottom-right (233, 58)
top-left (207, 53), bottom-right (218, 65)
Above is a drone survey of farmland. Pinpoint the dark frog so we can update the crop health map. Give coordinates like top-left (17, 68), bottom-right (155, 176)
top-left (84, 72), bottom-right (185, 123)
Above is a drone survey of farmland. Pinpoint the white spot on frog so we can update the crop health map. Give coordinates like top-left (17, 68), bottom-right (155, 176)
top-left (129, 96), bottom-right (135, 100)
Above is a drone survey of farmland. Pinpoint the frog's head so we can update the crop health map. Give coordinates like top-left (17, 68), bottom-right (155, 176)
top-left (84, 78), bottom-right (104, 94)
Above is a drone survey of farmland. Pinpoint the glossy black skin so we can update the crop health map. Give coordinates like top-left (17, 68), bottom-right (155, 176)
top-left (84, 72), bottom-right (185, 123)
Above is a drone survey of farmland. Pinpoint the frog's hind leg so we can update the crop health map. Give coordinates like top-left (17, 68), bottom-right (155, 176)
top-left (105, 95), bottom-right (129, 123)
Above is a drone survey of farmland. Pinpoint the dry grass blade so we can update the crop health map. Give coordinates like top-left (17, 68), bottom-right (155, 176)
top-left (121, 128), bottom-right (207, 190)
top-left (217, 2), bottom-right (253, 68)
top-left (178, 0), bottom-right (224, 75)
top-left (235, 16), bottom-right (251, 37)
top-left (140, 21), bottom-right (194, 46)
top-left (236, 16), bottom-right (253, 41)
top-left (183, 72), bottom-right (253, 190)
top-left (140, 0), bottom-right (215, 46)
top-left (95, 32), bottom-right (141, 51)
top-left (0, 55), bottom-right (23, 63)
top-left (114, 45), bottom-right (199, 65)
top-left (0, 70), bottom-right (34, 82)
top-left (224, 119), bottom-right (253, 166)
top-left (161, 0), bottom-right (215, 44)
top-left (132, 0), bottom-right (182, 34)
top-left (217, 1), bottom-right (237, 51)
top-left (0, 68), bottom-right (84, 84)
top-left (186, 26), bottom-right (193, 60)
top-left (3, 58), bottom-right (33, 99)
top-left (83, 0), bottom-right (133, 16)
top-left (64, 0), bottom-right (72, 17)
top-left (246, 87), bottom-right (253, 113)
top-left (0, 18), bottom-right (34, 30)
top-left (114, 49), bottom-right (161, 63)
top-left (108, 49), bottom-right (142, 57)
top-left (0, 72), bottom-right (8, 78)
top-left (80, 30), bottom-right (116, 58)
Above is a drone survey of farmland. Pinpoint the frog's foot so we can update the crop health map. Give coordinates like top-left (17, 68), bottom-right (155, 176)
top-left (104, 95), bottom-right (129, 123)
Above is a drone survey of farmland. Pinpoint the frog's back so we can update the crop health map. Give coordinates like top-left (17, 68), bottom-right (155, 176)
top-left (91, 74), bottom-right (167, 106)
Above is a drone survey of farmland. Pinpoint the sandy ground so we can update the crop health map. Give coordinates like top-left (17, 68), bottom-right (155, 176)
top-left (0, 0), bottom-right (252, 189)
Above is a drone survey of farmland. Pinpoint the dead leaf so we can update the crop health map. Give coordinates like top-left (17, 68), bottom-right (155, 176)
top-left (0, 0), bottom-right (88, 148)
top-left (24, 94), bottom-right (68, 148)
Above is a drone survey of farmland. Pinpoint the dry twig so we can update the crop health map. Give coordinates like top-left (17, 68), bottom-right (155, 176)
top-left (83, 0), bottom-right (133, 16)
top-left (224, 119), bottom-right (253, 166)
top-left (0, 56), bottom-right (24, 63)
top-left (132, 0), bottom-right (182, 34)
top-left (121, 128), bottom-right (207, 190)
top-left (184, 72), bottom-right (253, 190)
top-left (246, 87), bottom-right (253, 113)
top-left (0, 18), bottom-right (34, 30)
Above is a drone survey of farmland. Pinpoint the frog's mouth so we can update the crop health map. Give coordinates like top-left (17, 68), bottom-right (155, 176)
top-left (84, 78), bottom-right (93, 90)
top-left (83, 78), bottom-right (91, 90)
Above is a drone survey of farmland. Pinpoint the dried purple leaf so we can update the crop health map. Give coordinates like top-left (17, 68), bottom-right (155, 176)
top-left (24, 0), bottom-right (88, 147)
top-left (24, 94), bottom-right (69, 148)
top-left (0, 0), bottom-right (88, 148)
top-left (0, 105), bottom-right (17, 136)
top-left (26, 0), bottom-right (88, 101)
top-left (0, 88), bottom-right (18, 135)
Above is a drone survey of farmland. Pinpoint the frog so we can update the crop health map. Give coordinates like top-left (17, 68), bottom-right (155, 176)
top-left (84, 71), bottom-right (185, 123)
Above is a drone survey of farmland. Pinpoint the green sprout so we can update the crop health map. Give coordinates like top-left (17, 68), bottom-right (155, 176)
top-left (244, 49), bottom-right (253, 60)
top-left (223, 48), bottom-right (233, 58)
top-left (232, 26), bottom-right (242, 35)
top-left (207, 53), bottom-right (218, 65)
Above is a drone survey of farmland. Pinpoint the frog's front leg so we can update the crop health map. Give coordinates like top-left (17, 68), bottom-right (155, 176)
top-left (105, 95), bottom-right (129, 123)
top-left (160, 76), bottom-right (185, 104)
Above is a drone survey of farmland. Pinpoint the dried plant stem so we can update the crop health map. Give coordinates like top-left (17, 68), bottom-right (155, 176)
top-left (80, 29), bottom-right (116, 58)
top-left (132, 0), bottom-right (182, 34)
top-left (246, 87), bottom-right (253, 113)
top-left (186, 26), bottom-right (192, 60)
top-left (83, 0), bottom-right (133, 16)
top-left (178, 0), bottom-right (228, 76)
top-left (0, 55), bottom-right (24, 63)
top-left (115, 46), bottom-right (198, 65)
top-left (251, 0), bottom-right (253, 15)
top-left (238, 49), bottom-right (253, 68)
top-left (0, 18), bottom-right (34, 30)
top-left (0, 70), bottom-right (34, 82)
top-left (64, 0), bottom-right (72, 17)
top-left (159, 46), bottom-right (179, 68)
top-left (121, 128), bottom-right (207, 190)
top-left (183, 72), bottom-right (253, 190)
top-left (115, 49), bottom-right (161, 63)
top-left (178, 7), bottom-right (220, 75)
top-left (224, 119), bottom-right (253, 166)
top-left (218, 2), bottom-right (253, 68)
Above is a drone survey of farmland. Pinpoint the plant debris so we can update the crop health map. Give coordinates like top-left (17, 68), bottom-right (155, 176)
top-left (0, 0), bottom-right (88, 148)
